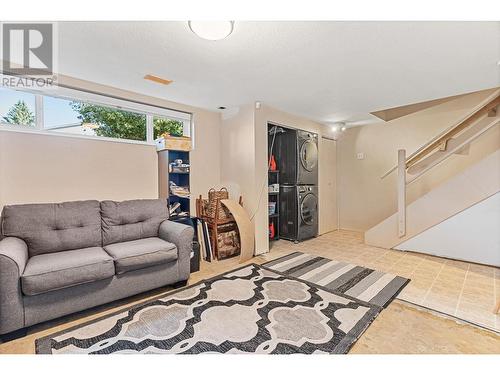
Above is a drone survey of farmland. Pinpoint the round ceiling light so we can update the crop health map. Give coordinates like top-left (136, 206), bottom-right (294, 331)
top-left (188, 21), bottom-right (234, 41)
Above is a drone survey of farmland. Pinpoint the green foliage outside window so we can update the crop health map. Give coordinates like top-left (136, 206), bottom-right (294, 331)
top-left (70, 102), bottom-right (184, 140)
top-left (2, 98), bottom-right (185, 140)
top-left (2, 100), bottom-right (35, 126)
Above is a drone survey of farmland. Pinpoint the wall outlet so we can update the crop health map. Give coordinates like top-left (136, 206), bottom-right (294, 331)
top-left (357, 152), bottom-right (365, 160)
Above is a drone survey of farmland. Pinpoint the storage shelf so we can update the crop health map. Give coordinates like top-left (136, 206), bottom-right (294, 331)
top-left (269, 213), bottom-right (279, 218)
top-left (268, 191), bottom-right (279, 195)
top-left (160, 149), bottom-right (191, 217)
top-left (268, 170), bottom-right (279, 173)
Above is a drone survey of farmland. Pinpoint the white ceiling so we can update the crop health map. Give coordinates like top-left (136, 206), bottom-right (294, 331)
top-left (58, 21), bottom-right (500, 124)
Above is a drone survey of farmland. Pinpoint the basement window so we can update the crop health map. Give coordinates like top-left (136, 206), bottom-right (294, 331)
top-left (0, 86), bottom-right (193, 146)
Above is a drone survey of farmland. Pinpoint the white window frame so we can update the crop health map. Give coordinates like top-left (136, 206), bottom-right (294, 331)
top-left (0, 86), bottom-right (194, 148)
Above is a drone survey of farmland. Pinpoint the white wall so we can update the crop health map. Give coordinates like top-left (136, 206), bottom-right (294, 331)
top-left (396, 192), bottom-right (500, 266)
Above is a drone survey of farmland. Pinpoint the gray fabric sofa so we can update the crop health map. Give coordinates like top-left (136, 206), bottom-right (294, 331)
top-left (0, 199), bottom-right (194, 336)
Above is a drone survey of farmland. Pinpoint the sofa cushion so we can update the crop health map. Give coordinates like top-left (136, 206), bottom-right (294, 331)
top-left (104, 237), bottom-right (177, 274)
top-left (100, 199), bottom-right (169, 246)
top-left (1, 200), bottom-right (102, 257)
top-left (22, 247), bottom-right (114, 296)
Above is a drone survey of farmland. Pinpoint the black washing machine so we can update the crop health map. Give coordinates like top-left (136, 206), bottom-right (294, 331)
top-left (279, 185), bottom-right (318, 242)
top-left (297, 185), bottom-right (318, 241)
top-left (297, 130), bottom-right (319, 185)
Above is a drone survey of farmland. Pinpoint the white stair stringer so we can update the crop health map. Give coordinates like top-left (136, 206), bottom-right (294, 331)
top-left (365, 149), bottom-right (500, 249)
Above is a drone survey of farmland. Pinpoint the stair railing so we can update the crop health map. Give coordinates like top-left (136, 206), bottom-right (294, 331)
top-left (381, 89), bottom-right (500, 179)
top-left (381, 89), bottom-right (500, 237)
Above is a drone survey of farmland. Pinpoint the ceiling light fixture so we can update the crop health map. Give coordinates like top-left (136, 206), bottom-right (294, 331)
top-left (332, 122), bottom-right (347, 132)
top-left (188, 21), bottom-right (234, 41)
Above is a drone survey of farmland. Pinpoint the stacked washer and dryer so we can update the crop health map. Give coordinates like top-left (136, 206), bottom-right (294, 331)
top-left (273, 126), bottom-right (319, 242)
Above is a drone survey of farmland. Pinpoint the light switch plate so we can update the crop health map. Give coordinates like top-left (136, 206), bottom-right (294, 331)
top-left (357, 152), bottom-right (365, 160)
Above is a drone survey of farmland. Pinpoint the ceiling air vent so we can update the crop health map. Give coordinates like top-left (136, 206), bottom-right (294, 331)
top-left (144, 74), bottom-right (173, 86)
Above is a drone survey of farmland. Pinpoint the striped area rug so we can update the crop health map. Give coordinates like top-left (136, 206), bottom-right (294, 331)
top-left (263, 252), bottom-right (410, 308)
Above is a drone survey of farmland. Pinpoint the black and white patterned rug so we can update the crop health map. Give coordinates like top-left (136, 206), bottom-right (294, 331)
top-left (36, 264), bottom-right (380, 354)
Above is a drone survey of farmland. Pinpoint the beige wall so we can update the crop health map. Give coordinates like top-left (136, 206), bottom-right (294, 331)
top-left (338, 88), bottom-right (500, 232)
top-left (220, 103), bottom-right (257, 214)
top-left (0, 75), bottom-right (222, 211)
top-left (189, 110), bottom-right (223, 212)
top-left (0, 131), bottom-right (158, 207)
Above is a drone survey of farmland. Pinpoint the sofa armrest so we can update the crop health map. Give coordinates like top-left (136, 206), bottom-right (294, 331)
top-left (0, 237), bottom-right (28, 334)
top-left (159, 220), bottom-right (194, 282)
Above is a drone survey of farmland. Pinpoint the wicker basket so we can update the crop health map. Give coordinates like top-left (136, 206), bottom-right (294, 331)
top-left (213, 222), bottom-right (241, 260)
top-left (208, 187), bottom-right (229, 201)
top-left (207, 188), bottom-right (233, 220)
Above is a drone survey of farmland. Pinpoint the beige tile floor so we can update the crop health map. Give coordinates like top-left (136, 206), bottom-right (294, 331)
top-left (268, 230), bottom-right (500, 332)
top-left (1, 229), bottom-right (499, 354)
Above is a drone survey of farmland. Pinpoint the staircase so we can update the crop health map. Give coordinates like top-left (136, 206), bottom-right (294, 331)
top-left (365, 89), bottom-right (500, 253)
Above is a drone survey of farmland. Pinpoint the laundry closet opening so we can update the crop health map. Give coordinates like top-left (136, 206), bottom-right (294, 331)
top-left (267, 123), bottom-right (319, 246)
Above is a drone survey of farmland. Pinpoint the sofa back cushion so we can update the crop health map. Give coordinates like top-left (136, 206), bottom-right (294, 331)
top-left (1, 200), bottom-right (102, 257)
top-left (100, 199), bottom-right (168, 246)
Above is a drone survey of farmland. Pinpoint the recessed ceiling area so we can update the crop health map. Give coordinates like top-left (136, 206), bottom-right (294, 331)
top-left (58, 21), bottom-right (499, 124)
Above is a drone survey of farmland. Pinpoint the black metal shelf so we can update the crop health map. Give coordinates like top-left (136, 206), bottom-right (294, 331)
top-left (268, 127), bottom-right (281, 243)
top-left (166, 150), bottom-right (190, 217)
top-left (170, 195), bottom-right (190, 200)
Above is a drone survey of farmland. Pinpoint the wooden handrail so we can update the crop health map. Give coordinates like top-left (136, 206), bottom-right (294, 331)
top-left (406, 119), bottom-right (499, 184)
top-left (406, 94), bottom-right (500, 168)
top-left (381, 88), bottom-right (500, 179)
